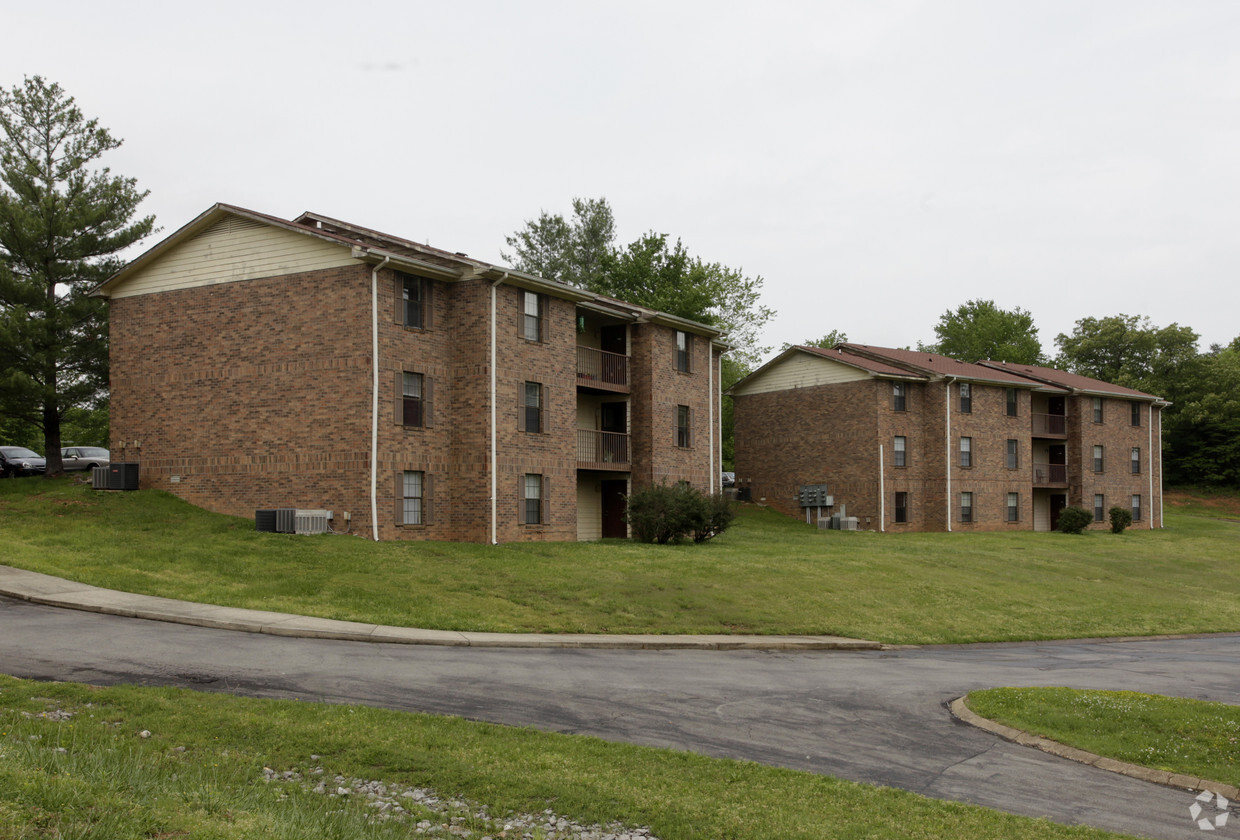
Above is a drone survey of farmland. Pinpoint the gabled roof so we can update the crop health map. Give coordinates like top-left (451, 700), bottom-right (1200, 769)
top-left (977, 361), bottom-right (1165, 402)
top-left (835, 344), bottom-right (1053, 388)
top-left (94, 203), bottom-right (724, 340)
top-left (796, 345), bottom-right (928, 378)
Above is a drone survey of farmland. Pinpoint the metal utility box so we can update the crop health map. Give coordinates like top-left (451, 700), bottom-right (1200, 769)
top-left (106, 462), bottom-right (140, 491)
top-left (798, 484), bottom-right (832, 508)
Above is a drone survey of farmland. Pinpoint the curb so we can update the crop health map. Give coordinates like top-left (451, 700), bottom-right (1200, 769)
top-left (949, 695), bottom-right (1240, 800)
top-left (0, 565), bottom-right (882, 652)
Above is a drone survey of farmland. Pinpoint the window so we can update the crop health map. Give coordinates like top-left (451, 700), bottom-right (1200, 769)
top-left (892, 383), bottom-right (906, 411)
top-left (959, 382), bottom-right (972, 413)
top-left (1131, 447), bottom-right (1141, 475)
top-left (1131, 401), bottom-right (1142, 427)
top-left (676, 405), bottom-right (692, 448)
top-left (1131, 494), bottom-right (1142, 522)
top-left (1093, 445), bottom-right (1104, 473)
top-left (1005, 439), bottom-right (1019, 470)
top-left (675, 330), bottom-right (692, 372)
top-left (522, 291), bottom-right (542, 342)
top-left (1092, 396), bottom-right (1104, 424)
top-left (894, 492), bottom-right (909, 524)
top-left (960, 436), bottom-right (973, 468)
top-left (397, 273), bottom-right (428, 329)
top-left (1007, 492), bottom-right (1020, 522)
top-left (1006, 388), bottom-right (1018, 417)
top-left (1094, 493), bottom-right (1105, 522)
top-left (960, 492), bottom-right (974, 523)
top-left (893, 436), bottom-right (907, 467)
top-left (521, 473), bottom-right (546, 525)
top-left (521, 381), bottom-right (544, 434)
top-left (398, 372), bottom-right (432, 427)
top-left (401, 470), bottom-right (425, 525)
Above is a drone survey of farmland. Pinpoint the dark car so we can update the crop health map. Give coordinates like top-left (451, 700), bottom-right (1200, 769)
top-left (0, 446), bottom-right (47, 478)
top-left (721, 471), bottom-right (736, 488)
top-left (60, 446), bottom-right (111, 472)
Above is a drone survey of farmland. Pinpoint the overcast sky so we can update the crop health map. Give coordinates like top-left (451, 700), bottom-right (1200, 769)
top-left (7, 1), bottom-right (1238, 360)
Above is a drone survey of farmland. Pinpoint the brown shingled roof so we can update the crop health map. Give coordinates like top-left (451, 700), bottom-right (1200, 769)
top-left (835, 344), bottom-right (1051, 388)
top-left (797, 345), bottom-right (925, 378)
top-left (977, 361), bottom-right (1163, 401)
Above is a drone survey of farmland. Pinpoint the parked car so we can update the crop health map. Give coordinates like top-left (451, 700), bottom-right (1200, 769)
top-left (60, 446), bottom-right (111, 472)
top-left (721, 471), bottom-right (736, 488)
top-left (0, 446), bottom-right (47, 478)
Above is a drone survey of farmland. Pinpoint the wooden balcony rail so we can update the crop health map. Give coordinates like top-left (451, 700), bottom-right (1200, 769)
top-left (1032, 412), bottom-right (1067, 436)
top-left (577, 346), bottom-right (629, 391)
top-left (577, 429), bottom-right (631, 470)
top-left (1033, 463), bottom-right (1068, 484)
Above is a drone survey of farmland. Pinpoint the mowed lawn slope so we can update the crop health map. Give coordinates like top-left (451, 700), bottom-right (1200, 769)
top-left (1, 478), bottom-right (1237, 645)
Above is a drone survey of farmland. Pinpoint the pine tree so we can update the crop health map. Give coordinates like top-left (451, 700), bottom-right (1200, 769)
top-left (0, 76), bottom-right (155, 475)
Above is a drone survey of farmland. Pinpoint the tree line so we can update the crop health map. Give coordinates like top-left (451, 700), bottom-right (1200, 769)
top-left (2, 75), bottom-right (1235, 489)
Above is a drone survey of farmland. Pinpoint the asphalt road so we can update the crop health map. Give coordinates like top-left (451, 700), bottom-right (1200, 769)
top-left (2, 594), bottom-right (1237, 839)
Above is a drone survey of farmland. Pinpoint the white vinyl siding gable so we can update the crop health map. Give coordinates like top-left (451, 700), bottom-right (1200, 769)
top-left (106, 216), bottom-right (358, 299)
top-left (730, 354), bottom-right (871, 396)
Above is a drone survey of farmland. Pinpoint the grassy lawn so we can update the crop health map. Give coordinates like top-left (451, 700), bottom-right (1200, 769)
top-left (966, 688), bottom-right (1240, 789)
top-left (0, 674), bottom-right (1135, 839)
top-left (1, 478), bottom-right (1238, 644)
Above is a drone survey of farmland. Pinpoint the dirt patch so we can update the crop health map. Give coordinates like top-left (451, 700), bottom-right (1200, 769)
top-left (1165, 489), bottom-right (1240, 519)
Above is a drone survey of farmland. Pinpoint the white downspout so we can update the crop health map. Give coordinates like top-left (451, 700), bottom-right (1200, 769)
top-left (489, 273), bottom-right (508, 545)
top-left (708, 342), bottom-right (715, 493)
top-left (879, 443), bottom-right (885, 532)
top-left (1149, 403), bottom-right (1156, 530)
top-left (945, 378), bottom-right (954, 532)
top-left (370, 255), bottom-right (391, 542)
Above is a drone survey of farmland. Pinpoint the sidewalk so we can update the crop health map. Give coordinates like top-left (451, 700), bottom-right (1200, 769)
top-left (0, 565), bottom-right (882, 651)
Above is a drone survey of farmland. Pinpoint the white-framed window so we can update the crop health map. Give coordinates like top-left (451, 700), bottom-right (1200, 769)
top-left (1005, 439), bottom-right (1019, 469)
top-left (960, 491), bottom-right (974, 523)
top-left (675, 330), bottom-right (692, 372)
top-left (1131, 447), bottom-right (1141, 475)
top-left (892, 383), bottom-right (906, 411)
top-left (960, 437), bottom-right (973, 468)
top-left (521, 381), bottom-right (544, 433)
top-left (1094, 493), bottom-right (1105, 522)
top-left (522, 291), bottom-right (542, 342)
top-left (894, 492), bottom-right (909, 524)
top-left (1131, 401), bottom-right (1142, 427)
top-left (401, 470), bottom-right (426, 525)
top-left (893, 436), bottom-right (907, 467)
top-left (1092, 396), bottom-right (1104, 424)
top-left (401, 372), bottom-right (424, 427)
top-left (400, 273), bottom-right (426, 329)
top-left (1007, 492), bottom-right (1019, 522)
top-left (959, 382), bottom-right (972, 413)
top-left (676, 405), bottom-right (692, 448)
top-left (1006, 388), bottom-right (1018, 417)
top-left (1131, 494), bottom-right (1142, 522)
top-left (1093, 445), bottom-right (1104, 473)
top-left (521, 473), bottom-right (546, 525)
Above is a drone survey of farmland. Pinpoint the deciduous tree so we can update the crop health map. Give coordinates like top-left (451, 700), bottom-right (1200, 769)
top-left (924, 299), bottom-right (1043, 364)
top-left (0, 76), bottom-right (155, 475)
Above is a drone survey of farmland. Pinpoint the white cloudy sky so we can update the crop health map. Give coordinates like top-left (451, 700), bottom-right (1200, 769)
top-left (7, 0), bottom-right (1239, 360)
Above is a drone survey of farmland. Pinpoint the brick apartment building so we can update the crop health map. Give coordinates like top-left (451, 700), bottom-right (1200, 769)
top-left (93, 204), bottom-right (725, 543)
top-left (730, 344), bottom-right (1166, 532)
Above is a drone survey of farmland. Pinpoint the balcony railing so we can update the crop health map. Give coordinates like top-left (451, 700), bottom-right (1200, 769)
top-left (577, 346), bottom-right (629, 392)
top-left (1033, 463), bottom-right (1068, 485)
top-left (1032, 412), bottom-right (1067, 437)
top-left (577, 429), bottom-right (631, 470)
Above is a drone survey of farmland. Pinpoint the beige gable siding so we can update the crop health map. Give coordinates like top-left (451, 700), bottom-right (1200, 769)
top-left (108, 216), bottom-right (358, 299)
top-left (731, 353), bottom-right (870, 396)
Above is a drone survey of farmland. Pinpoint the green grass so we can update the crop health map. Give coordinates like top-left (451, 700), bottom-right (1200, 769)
top-left (0, 674), bottom-right (1135, 839)
top-left (2, 477), bottom-right (1239, 644)
top-left (966, 688), bottom-right (1240, 788)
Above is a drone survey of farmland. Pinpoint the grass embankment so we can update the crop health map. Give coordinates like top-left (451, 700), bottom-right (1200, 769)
top-left (1, 478), bottom-right (1238, 644)
top-left (0, 675), bottom-right (1135, 840)
top-left (967, 688), bottom-right (1240, 789)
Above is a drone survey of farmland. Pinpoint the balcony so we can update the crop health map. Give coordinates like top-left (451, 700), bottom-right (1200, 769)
top-left (577, 429), bottom-right (631, 471)
top-left (1032, 413), bottom-right (1067, 437)
top-left (577, 346), bottom-right (629, 393)
top-left (1033, 463), bottom-right (1068, 486)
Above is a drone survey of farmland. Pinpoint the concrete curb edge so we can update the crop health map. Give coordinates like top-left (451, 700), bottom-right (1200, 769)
top-left (949, 694), bottom-right (1240, 801)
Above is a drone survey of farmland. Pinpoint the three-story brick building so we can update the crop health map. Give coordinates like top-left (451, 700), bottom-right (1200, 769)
top-left (94, 204), bottom-right (724, 542)
top-left (730, 343), bottom-right (1165, 532)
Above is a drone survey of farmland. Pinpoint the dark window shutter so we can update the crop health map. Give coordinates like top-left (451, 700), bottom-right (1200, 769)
top-left (518, 474), bottom-right (526, 523)
top-left (517, 382), bottom-right (526, 432)
top-left (539, 294), bottom-right (549, 343)
top-left (394, 472), bottom-right (404, 526)
top-left (394, 371), bottom-right (404, 426)
top-left (424, 474), bottom-right (434, 526)
top-left (423, 280), bottom-right (433, 330)
top-left (393, 275), bottom-right (403, 325)
top-left (424, 378), bottom-right (434, 427)
top-left (687, 334), bottom-right (694, 373)
top-left (542, 476), bottom-right (551, 526)
top-left (541, 385), bottom-right (549, 434)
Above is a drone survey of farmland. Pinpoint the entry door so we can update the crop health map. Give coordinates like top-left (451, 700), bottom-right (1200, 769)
top-left (600, 325), bottom-right (626, 355)
top-left (1050, 494), bottom-right (1067, 531)
top-left (601, 480), bottom-right (628, 539)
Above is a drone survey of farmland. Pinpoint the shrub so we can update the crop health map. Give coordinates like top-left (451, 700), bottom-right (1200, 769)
top-left (1057, 506), bottom-right (1094, 534)
top-left (625, 482), bottom-right (735, 544)
top-left (1108, 506), bottom-right (1133, 534)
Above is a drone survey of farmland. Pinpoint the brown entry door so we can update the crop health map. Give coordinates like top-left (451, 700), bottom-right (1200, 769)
top-left (602, 480), bottom-right (627, 539)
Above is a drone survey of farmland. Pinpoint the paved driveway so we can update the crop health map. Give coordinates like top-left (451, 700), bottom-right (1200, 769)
top-left (1, 595), bottom-right (1236, 839)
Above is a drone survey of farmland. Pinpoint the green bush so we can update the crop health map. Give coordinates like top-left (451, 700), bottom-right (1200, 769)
top-left (1057, 506), bottom-right (1094, 534)
top-left (1108, 506), bottom-right (1133, 534)
top-left (625, 482), bottom-right (735, 544)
